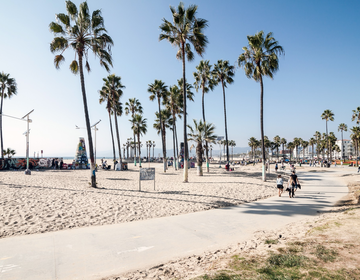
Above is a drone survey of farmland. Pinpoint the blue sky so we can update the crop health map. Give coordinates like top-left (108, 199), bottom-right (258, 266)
top-left (1, 0), bottom-right (359, 157)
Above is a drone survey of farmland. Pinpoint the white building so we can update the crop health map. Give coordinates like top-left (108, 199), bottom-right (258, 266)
top-left (333, 139), bottom-right (353, 159)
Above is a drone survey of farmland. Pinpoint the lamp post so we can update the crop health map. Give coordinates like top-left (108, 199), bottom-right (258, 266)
top-left (22, 110), bottom-right (34, 175)
top-left (126, 138), bottom-right (132, 159)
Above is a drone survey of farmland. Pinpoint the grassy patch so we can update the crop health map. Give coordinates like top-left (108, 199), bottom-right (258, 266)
top-left (265, 239), bottom-right (279, 245)
top-left (314, 245), bottom-right (338, 262)
top-left (267, 253), bottom-right (308, 268)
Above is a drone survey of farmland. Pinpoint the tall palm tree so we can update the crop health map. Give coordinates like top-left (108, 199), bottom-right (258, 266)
top-left (212, 60), bottom-right (235, 163)
top-left (273, 135), bottom-right (281, 160)
top-left (125, 98), bottom-right (143, 165)
top-left (293, 138), bottom-right (301, 162)
top-left (193, 60), bottom-right (214, 172)
top-left (314, 131), bottom-right (321, 160)
top-left (321, 109), bottom-right (335, 161)
top-left (188, 119), bottom-right (217, 176)
top-left (280, 138), bottom-right (287, 159)
top-left (229, 140), bottom-right (236, 161)
top-left (350, 126), bottom-right (360, 167)
top-left (49, 1), bottom-right (113, 187)
top-left (287, 142), bottom-right (294, 161)
top-left (248, 137), bottom-right (258, 162)
top-left (338, 123), bottom-right (348, 160)
top-left (0, 72), bottom-right (17, 160)
top-left (99, 85), bottom-right (116, 164)
top-left (351, 107), bottom-right (360, 124)
top-left (165, 85), bottom-right (183, 170)
top-left (238, 31), bottom-right (284, 181)
top-left (309, 137), bottom-right (316, 160)
top-left (154, 109), bottom-right (172, 169)
top-left (302, 140), bottom-right (309, 160)
top-left (131, 114), bottom-right (147, 168)
top-left (3, 148), bottom-right (16, 159)
top-left (100, 74), bottom-right (125, 170)
top-left (160, 2), bottom-right (208, 182)
top-left (193, 60), bottom-right (214, 123)
top-left (148, 80), bottom-right (168, 172)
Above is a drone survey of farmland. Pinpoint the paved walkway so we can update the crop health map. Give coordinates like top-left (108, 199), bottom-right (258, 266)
top-left (0, 169), bottom-right (349, 280)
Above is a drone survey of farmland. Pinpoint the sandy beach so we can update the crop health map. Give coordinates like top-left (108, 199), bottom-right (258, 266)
top-left (0, 162), bottom-right (280, 239)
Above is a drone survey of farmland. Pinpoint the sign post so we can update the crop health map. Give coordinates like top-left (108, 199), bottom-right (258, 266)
top-left (139, 168), bottom-right (155, 192)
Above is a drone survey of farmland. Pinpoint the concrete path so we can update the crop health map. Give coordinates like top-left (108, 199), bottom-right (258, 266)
top-left (0, 169), bottom-right (349, 280)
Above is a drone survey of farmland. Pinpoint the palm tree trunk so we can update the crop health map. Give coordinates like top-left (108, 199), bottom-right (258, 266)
top-left (221, 80), bottom-right (229, 162)
top-left (158, 100), bottom-right (166, 172)
top-left (172, 115), bottom-right (177, 170)
top-left (201, 87), bottom-right (209, 172)
top-left (326, 120), bottom-right (329, 162)
top-left (196, 142), bottom-right (203, 176)
top-left (133, 112), bottom-right (137, 166)
top-left (341, 130), bottom-right (344, 161)
top-left (138, 132), bottom-right (141, 167)
top-left (108, 111), bottom-right (116, 163)
top-left (175, 122), bottom-right (179, 160)
top-left (259, 74), bottom-right (266, 181)
top-left (181, 42), bottom-right (188, 182)
top-left (113, 113), bottom-right (123, 171)
top-left (0, 91), bottom-right (4, 159)
top-left (78, 54), bottom-right (96, 187)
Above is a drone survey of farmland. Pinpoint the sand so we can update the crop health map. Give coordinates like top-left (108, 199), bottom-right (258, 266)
top-left (0, 162), bottom-right (280, 239)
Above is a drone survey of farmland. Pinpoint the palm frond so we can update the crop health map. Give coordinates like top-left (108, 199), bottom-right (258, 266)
top-left (69, 59), bottom-right (78, 74)
top-left (54, 55), bottom-right (65, 69)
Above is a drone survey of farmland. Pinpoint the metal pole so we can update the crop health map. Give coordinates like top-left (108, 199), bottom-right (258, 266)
top-left (94, 125), bottom-right (97, 165)
top-left (25, 115), bottom-right (30, 175)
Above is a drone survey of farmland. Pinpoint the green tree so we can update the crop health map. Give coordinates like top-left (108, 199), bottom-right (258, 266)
top-left (49, 1), bottom-right (113, 187)
top-left (154, 109), bottom-right (172, 169)
top-left (131, 114), bottom-right (147, 167)
top-left (193, 60), bottom-right (214, 123)
top-left (321, 109), bottom-right (335, 161)
top-left (287, 142), bottom-right (294, 161)
top-left (314, 131), bottom-right (322, 160)
top-left (148, 80), bottom-right (168, 172)
top-left (0, 73), bottom-right (17, 160)
top-left (188, 119), bottom-right (217, 176)
top-left (248, 137), bottom-right (259, 162)
top-left (212, 60), bottom-right (235, 163)
top-left (338, 123), bottom-right (348, 160)
top-left (293, 137), bottom-right (301, 162)
top-left (309, 137), bottom-right (316, 160)
top-left (351, 107), bottom-right (360, 124)
top-left (350, 126), bottom-right (360, 166)
top-left (99, 74), bottom-right (125, 170)
top-left (193, 60), bottom-right (214, 172)
top-left (125, 98), bottom-right (143, 165)
top-left (99, 84), bottom-right (116, 164)
top-left (273, 135), bottom-right (281, 160)
top-left (160, 2), bottom-right (208, 182)
top-left (302, 140), bottom-right (309, 160)
top-left (238, 31), bottom-right (284, 181)
top-left (165, 85), bottom-right (183, 170)
top-left (2, 148), bottom-right (15, 159)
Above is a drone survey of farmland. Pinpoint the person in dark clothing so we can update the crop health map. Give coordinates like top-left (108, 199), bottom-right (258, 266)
top-left (52, 158), bottom-right (55, 169)
top-left (55, 159), bottom-right (59, 170)
top-left (288, 170), bottom-right (300, 198)
top-left (59, 159), bottom-right (63, 170)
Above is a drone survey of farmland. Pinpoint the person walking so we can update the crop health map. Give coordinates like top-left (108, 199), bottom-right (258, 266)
top-left (276, 174), bottom-right (284, 197)
top-left (289, 170), bottom-right (300, 197)
top-left (275, 163), bottom-right (278, 172)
